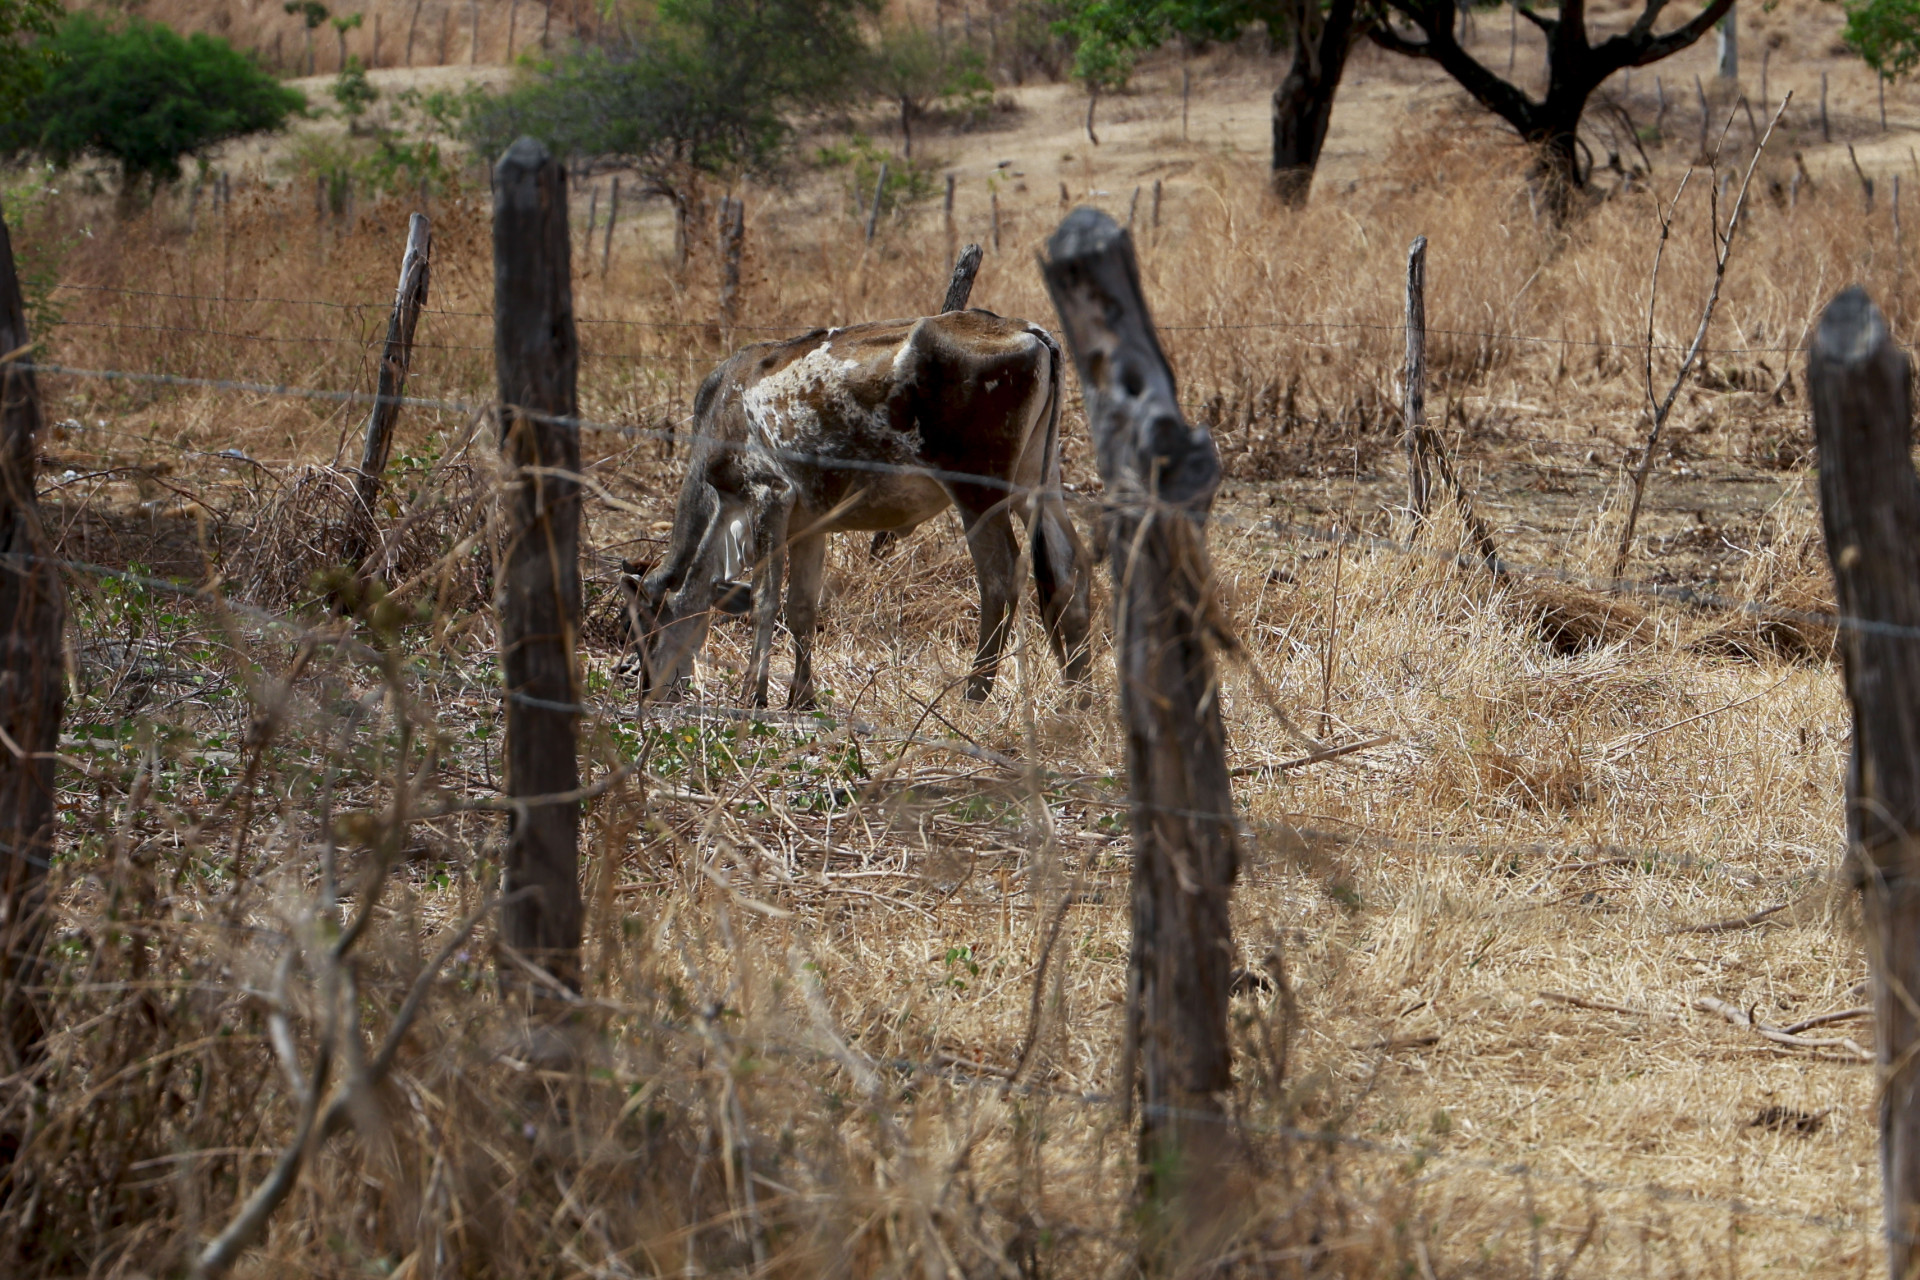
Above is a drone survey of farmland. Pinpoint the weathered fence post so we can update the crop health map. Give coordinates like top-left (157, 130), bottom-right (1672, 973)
top-left (347, 212), bottom-right (432, 578)
top-left (1041, 207), bottom-right (1238, 1254)
top-left (717, 195), bottom-right (744, 333)
top-left (0, 208), bottom-right (63, 1076)
top-left (1404, 235), bottom-right (1432, 524)
top-left (493, 138), bottom-right (583, 995)
top-left (941, 243), bottom-right (983, 312)
top-left (990, 189), bottom-right (1001, 253)
top-left (944, 173), bottom-right (956, 261)
top-left (865, 164), bottom-right (888, 243)
top-left (1823, 70), bottom-right (1832, 143)
top-left (602, 176), bottom-right (619, 275)
top-left (1810, 285), bottom-right (1920, 1277)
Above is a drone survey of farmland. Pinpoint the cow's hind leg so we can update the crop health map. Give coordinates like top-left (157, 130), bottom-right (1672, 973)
top-left (743, 477), bottom-right (793, 709)
top-left (955, 499), bottom-right (1024, 701)
top-left (1030, 493), bottom-right (1093, 687)
top-left (783, 532), bottom-right (828, 709)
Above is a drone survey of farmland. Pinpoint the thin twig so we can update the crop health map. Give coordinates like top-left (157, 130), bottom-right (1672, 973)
top-left (1671, 902), bottom-right (1789, 935)
top-left (1692, 995), bottom-right (1872, 1060)
top-left (1614, 93), bottom-right (1791, 580)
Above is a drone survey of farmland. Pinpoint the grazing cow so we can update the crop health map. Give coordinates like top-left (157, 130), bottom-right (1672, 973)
top-left (619, 310), bottom-right (1092, 709)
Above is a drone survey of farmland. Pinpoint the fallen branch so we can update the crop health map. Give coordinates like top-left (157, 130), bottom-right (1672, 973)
top-left (1692, 995), bottom-right (1872, 1061)
top-left (1670, 902), bottom-right (1789, 934)
top-left (1539, 989), bottom-right (1651, 1017)
top-left (1782, 1006), bottom-right (1871, 1035)
top-left (1231, 733), bottom-right (1394, 777)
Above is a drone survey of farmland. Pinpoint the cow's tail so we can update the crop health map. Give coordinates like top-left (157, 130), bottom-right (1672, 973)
top-left (1029, 323), bottom-right (1066, 512)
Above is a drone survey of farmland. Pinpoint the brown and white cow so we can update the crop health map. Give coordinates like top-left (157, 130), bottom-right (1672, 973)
top-left (619, 310), bottom-right (1092, 708)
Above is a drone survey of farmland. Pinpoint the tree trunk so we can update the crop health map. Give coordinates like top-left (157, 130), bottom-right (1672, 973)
top-left (1271, 0), bottom-right (1364, 206)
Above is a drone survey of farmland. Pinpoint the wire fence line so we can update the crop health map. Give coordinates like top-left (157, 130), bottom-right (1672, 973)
top-left (20, 358), bottom-right (1856, 646)
top-left (44, 277), bottom-right (1847, 356)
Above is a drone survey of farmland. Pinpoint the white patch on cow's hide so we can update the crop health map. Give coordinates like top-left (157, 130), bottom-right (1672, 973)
top-left (740, 343), bottom-right (861, 447)
top-left (984, 378), bottom-right (1000, 392)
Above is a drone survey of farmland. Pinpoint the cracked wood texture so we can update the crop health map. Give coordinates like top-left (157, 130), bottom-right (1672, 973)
top-left (1809, 285), bottom-right (1920, 1276)
top-left (494, 138), bottom-right (583, 993)
top-left (1040, 207), bottom-right (1239, 1245)
top-left (0, 206), bottom-right (62, 1076)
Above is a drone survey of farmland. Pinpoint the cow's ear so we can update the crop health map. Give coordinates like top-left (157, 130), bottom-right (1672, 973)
top-left (713, 580), bottom-right (753, 616)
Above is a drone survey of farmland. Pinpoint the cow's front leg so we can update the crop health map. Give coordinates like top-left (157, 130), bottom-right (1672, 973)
top-left (957, 500), bottom-right (1024, 701)
top-left (783, 532), bottom-right (828, 709)
top-left (744, 478), bottom-right (793, 708)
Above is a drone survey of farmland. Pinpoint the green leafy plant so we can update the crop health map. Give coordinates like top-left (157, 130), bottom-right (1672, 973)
top-left (328, 11), bottom-right (363, 75)
top-left (1846, 0), bottom-right (1920, 78)
top-left (462, 0), bottom-right (873, 203)
top-left (0, 15), bottom-right (304, 210)
top-left (332, 53), bottom-right (376, 120)
top-left (864, 21), bottom-right (992, 157)
top-left (815, 133), bottom-right (939, 218)
top-left (0, 0), bottom-right (61, 120)
top-left (284, 0), bottom-right (329, 75)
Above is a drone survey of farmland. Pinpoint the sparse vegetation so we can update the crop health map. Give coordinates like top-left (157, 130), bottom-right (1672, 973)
top-left (1, 1), bottom-right (1915, 1274)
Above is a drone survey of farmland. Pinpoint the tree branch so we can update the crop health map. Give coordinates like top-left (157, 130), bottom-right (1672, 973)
top-left (1627, 0), bottom-right (1738, 65)
top-left (1374, 0), bottom-right (1541, 137)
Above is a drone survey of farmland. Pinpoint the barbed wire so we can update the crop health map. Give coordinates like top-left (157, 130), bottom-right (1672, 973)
top-left (23, 359), bottom-right (1860, 643)
top-left (45, 278), bottom-right (1850, 355)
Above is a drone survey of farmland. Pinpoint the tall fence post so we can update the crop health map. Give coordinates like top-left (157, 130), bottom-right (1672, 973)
top-left (1810, 285), bottom-right (1920, 1276)
top-left (865, 164), bottom-right (888, 244)
top-left (1041, 207), bottom-right (1238, 1253)
top-left (602, 175), bottom-right (620, 275)
top-left (493, 138), bottom-right (583, 996)
top-left (941, 242), bottom-right (983, 313)
top-left (348, 212), bottom-right (432, 578)
top-left (0, 207), bottom-right (63, 1076)
top-left (1404, 235), bottom-right (1432, 524)
top-left (717, 195), bottom-right (744, 335)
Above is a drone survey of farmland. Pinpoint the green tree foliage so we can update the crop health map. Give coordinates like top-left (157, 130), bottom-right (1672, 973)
top-left (864, 21), bottom-right (991, 156)
top-left (284, 0), bottom-right (329, 75)
top-left (0, 0), bottom-right (61, 120)
top-left (1056, 0), bottom-right (1266, 90)
top-left (1845, 0), bottom-right (1920, 78)
top-left (333, 54), bottom-right (377, 119)
top-left (465, 0), bottom-right (872, 193)
top-left (0, 15), bottom-right (304, 199)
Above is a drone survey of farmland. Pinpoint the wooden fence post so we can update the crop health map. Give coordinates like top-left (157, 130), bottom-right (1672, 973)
top-left (941, 242), bottom-right (983, 312)
top-left (1404, 235), bottom-right (1432, 524)
top-left (493, 138), bottom-right (583, 996)
top-left (944, 172), bottom-right (956, 262)
top-left (717, 196), bottom-right (744, 333)
top-left (0, 207), bottom-right (64, 1075)
top-left (348, 213), bottom-right (432, 578)
top-left (1810, 285), bottom-right (1920, 1276)
top-left (865, 164), bottom-right (888, 243)
top-left (1041, 207), bottom-right (1238, 1251)
top-left (602, 176), bottom-right (619, 275)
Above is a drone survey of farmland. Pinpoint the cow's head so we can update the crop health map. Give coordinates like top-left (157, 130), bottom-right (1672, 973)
top-left (614, 557), bottom-right (752, 701)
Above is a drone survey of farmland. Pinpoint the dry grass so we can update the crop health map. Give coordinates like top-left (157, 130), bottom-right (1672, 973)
top-left (3, 10), bottom-right (1911, 1275)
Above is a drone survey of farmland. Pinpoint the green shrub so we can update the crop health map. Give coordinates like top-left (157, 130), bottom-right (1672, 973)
top-left (0, 15), bottom-right (304, 203)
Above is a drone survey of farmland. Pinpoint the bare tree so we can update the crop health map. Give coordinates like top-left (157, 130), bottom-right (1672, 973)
top-left (1370, 0), bottom-right (1737, 217)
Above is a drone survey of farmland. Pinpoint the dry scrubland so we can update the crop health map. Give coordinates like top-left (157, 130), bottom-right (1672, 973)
top-left (10, 1), bottom-right (1920, 1275)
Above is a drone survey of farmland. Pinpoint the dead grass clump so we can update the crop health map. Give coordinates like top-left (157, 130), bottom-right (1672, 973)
top-left (227, 461), bottom-right (494, 612)
top-left (1693, 497), bottom-right (1838, 663)
top-left (1501, 578), bottom-right (1655, 654)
